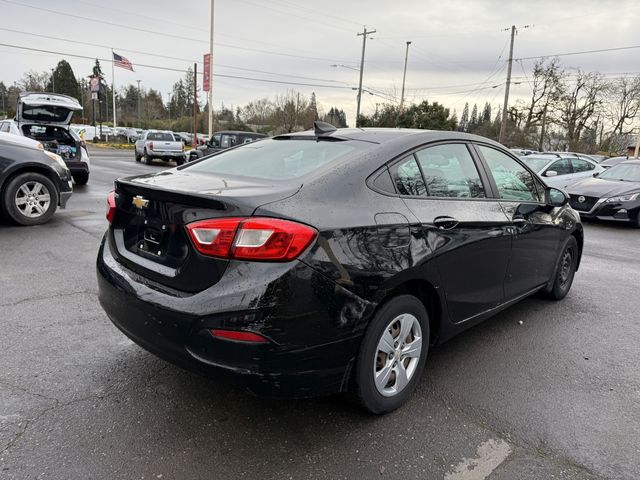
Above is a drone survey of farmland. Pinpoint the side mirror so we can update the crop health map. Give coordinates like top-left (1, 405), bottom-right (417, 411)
top-left (546, 187), bottom-right (569, 207)
top-left (593, 172), bottom-right (599, 177)
top-left (544, 170), bottom-right (558, 177)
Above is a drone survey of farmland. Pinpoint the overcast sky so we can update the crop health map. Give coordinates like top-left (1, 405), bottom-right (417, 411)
top-left (1, 0), bottom-right (639, 126)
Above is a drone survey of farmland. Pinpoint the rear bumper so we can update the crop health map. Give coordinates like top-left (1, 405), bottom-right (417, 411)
top-left (96, 235), bottom-right (373, 397)
top-left (149, 151), bottom-right (185, 159)
top-left (65, 160), bottom-right (89, 175)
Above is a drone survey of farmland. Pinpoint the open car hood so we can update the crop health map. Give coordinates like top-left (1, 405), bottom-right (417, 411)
top-left (17, 93), bottom-right (82, 126)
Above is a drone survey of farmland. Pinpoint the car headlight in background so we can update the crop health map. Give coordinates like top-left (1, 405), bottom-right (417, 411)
top-left (605, 192), bottom-right (640, 202)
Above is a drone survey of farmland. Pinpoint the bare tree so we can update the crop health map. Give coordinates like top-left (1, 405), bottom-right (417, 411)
top-left (605, 75), bottom-right (640, 137)
top-left (555, 71), bottom-right (603, 151)
top-left (524, 58), bottom-right (565, 129)
top-left (272, 90), bottom-right (308, 133)
top-left (241, 98), bottom-right (274, 126)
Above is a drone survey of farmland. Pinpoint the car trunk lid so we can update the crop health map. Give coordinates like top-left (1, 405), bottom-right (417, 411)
top-left (109, 169), bottom-right (301, 293)
top-left (17, 93), bottom-right (82, 126)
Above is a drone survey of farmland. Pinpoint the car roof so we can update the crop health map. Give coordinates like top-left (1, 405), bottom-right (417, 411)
top-left (213, 130), bottom-right (266, 136)
top-left (619, 159), bottom-right (640, 165)
top-left (275, 128), bottom-right (504, 146)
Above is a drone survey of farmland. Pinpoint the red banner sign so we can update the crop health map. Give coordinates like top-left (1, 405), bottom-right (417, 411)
top-left (203, 54), bottom-right (211, 92)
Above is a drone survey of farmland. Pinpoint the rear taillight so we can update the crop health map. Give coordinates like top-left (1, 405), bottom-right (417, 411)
top-left (210, 329), bottom-right (269, 343)
top-left (106, 191), bottom-right (117, 224)
top-left (185, 217), bottom-right (317, 261)
top-left (149, 142), bottom-right (154, 150)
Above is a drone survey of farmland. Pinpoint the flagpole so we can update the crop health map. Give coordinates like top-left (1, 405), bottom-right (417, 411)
top-left (111, 48), bottom-right (117, 129)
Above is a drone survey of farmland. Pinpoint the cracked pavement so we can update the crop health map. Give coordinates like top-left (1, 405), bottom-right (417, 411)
top-left (0, 148), bottom-right (638, 479)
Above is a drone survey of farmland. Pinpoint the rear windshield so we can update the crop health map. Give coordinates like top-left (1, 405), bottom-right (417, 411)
top-left (22, 105), bottom-right (71, 123)
top-left (147, 132), bottom-right (175, 141)
top-left (185, 138), bottom-right (360, 180)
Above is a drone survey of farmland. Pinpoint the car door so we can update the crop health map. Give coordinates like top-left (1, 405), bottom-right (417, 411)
top-left (540, 158), bottom-right (573, 188)
top-left (475, 144), bottom-right (564, 299)
top-left (570, 158), bottom-right (600, 186)
top-left (390, 142), bottom-right (513, 323)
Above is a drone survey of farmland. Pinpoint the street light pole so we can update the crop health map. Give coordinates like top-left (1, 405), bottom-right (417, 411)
top-left (208, 0), bottom-right (215, 138)
top-left (397, 41), bottom-right (412, 125)
top-left (356, 27), bottom-right (375, 128)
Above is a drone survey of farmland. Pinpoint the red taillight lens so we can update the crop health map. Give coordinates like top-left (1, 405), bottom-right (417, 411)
top-left (210, 329), bottom-right (269, 343)
top-left (106, 191), bottom-right (117, 224)
top-left (185, 217), bottom-right (317, 261)
top-left (149, 142), bottom-right (154, 150)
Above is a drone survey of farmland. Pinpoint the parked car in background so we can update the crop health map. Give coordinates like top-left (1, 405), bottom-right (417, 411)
top-left (1, 93), bottom-right (91, 185)
top-left (0, 132), bottom-right (73, 225)
top-left (520, 154), bottom-right (605, 189)
top-left (188, 130), bottom-right (267, 161)
top-left (567, 160), bottom-right (640, 227)
top-left (98, 125), bottom-right (583, 414)
top-left (510, 148), bottom-right (538, 156)
top-left (600, 156), bottom-right (632, 169)
top-left (134, 130), bottom-right (186, 166)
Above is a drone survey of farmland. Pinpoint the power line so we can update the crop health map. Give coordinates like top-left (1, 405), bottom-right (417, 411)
top-left (0, 42), bottom-right (357, 90)
top-left (517, 44), bottom-right (640, 61)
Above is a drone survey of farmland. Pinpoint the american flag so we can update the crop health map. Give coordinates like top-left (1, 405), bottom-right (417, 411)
top-left (113, 52), bottom-right (134, 72)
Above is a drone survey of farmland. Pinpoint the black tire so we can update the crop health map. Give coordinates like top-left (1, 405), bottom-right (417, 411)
top-left (73, 171), bottom-right (89, 185)
top-left (632, 210), bottom-right (640, 229)
top-left (353, 295), bottom-right (429, 414)
top-left (135, 150), bottom-right (141, 162)
top-left (143, 149), bottom-right (153, 165)
top-left (545, 236), bottom-right (578, 300)
top-left (176, 156), bottom-right (185, 166)
top-left (1, 172), bottom-right (59, 226)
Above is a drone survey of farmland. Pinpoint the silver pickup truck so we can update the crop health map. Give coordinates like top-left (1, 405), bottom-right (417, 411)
top-left (135, 130), bottom-right (185, 165)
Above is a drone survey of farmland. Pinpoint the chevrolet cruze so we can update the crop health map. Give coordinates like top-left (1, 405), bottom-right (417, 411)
top-left (97, 125), bottom-right (583, 414)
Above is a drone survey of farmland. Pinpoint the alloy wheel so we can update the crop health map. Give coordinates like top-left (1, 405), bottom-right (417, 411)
top-left (14, 181), bottom-right (51, 218)
top-left (373, 313), bottom-right (423, 397)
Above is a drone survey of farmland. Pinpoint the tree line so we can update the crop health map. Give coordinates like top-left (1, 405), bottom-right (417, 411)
top-left (1, 57), bottom-right (638, 153)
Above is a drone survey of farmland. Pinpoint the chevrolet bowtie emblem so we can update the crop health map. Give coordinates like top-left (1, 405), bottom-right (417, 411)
top-left (132, 195), bottom-right (149, 209)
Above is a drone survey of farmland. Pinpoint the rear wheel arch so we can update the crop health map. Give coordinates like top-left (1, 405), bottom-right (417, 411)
top-left (571, 227), bottom-right (584, 271)
top-left (375, 279), bottom-right (442, 346)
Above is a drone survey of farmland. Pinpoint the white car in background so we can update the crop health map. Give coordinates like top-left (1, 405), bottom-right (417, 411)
top-left (520, 154), bottom-right (605, 190)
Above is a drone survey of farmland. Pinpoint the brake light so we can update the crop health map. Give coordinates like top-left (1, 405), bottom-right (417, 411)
top-left (149, 142), bottom-right (154, 150)
top-left (185, 217), bottom-right (317, 261)
top-left (106, 191), bottom-right (117, 224)
top-left (210, 329), bottom-right (269, 343)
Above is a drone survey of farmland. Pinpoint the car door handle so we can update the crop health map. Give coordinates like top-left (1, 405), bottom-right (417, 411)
top-left (433, 216), bottom-right (459, 230)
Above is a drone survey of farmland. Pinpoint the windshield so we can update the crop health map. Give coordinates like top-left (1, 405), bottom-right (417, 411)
top-left (185, 138), bottom-right (362, 180)
top-left (147, 132), bottom-right (175, 141)
top-left (598, 163), bottom-right (640, 182)
top-left (521, 156), bottom-right (551, 172)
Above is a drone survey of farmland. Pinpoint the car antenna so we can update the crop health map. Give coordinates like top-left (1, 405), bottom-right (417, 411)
top-left (313, 121), bottom-right (337, 139)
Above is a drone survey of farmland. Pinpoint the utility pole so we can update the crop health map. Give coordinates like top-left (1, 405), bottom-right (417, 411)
top-left (51, 69), bottom-right (55, 93)
top-left (538, 102), bottom-right (548, 151)
top-left (136, 79), bottom-right (142, 125)
top-left (193, 63), bottom-right (198, 147)
top-left (208, 0), bottom-right (215, 137)
top-left (356, 27), bottom-right (376, 128)
top-left (167, 92), bottom-right (172, 123)
top-left (499, 25), bottom-right (516, 144)
top-left (397, 40), bottom-right (412, 126)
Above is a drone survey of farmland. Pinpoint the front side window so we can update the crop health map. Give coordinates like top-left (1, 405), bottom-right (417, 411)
top-left (478, 145), bottom-right (541, 202)
top-left (572, 158), bottom-right (595, 172)
top-left (415, 144), bottom-right (486, 198)
top-left (547, 159), bottom-right (572, 176)
top-left (220, 134), bottom-right (237, 148)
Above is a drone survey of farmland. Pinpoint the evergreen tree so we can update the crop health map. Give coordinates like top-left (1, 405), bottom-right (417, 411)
top-left (48, 60), bottom-right (80, 100)
top-left (481, 102), bottom-right (492, 124)
top-left (469, 103), bottom-right (479, 132)
top-left (458, 102), bottom-right (469, 132)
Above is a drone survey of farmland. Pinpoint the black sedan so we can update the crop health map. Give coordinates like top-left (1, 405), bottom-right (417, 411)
top-left (0, 132), bottom-right (73, 225)
top-left (97, 124), bottom-right (583, 414)
top-left (567, 159), bottom-right (640, 226)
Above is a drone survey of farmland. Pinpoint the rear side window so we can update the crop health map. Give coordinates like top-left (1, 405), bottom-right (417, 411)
top-left (572, 158), bottom-right (595, 172)
top-left (415, 144), bottom-right (485, 198)
top-left (478, 145), bottom-right (541, 202)
top-left (186, 138), bottom-right (360, 180)
top-left (0, 122), bottom-right (9, 133)
top-left (389, 157), bottom-right (426, 196)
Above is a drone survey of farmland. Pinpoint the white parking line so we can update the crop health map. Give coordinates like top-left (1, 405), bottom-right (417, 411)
top-left (444, 439), bottom-right (512, 480)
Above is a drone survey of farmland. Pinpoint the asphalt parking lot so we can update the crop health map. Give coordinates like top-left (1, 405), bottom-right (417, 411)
top-left (1, 147), bottom-right (639, 480)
